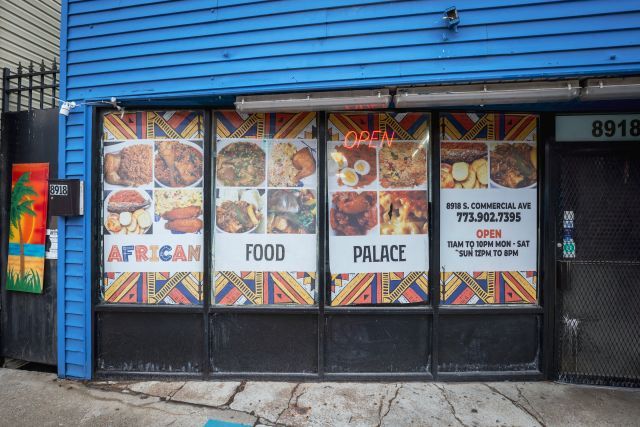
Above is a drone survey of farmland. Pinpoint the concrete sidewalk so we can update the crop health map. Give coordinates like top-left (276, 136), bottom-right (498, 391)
top-left (0, 368), bottom-right (639, 426)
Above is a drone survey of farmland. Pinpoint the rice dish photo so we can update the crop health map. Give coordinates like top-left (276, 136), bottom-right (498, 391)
top-left (379, 142), bottom-right (427, 188)
top-left (104, 144), bottom-right (153, 186)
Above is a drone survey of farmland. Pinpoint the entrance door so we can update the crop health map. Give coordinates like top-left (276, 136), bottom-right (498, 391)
top-left (554, 144), bottom-right (640, 387)
top-left (0, 109), bottom-right (58, 366)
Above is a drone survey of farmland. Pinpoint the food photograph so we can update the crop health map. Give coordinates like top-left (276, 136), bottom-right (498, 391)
top-left (104, 142), bottom-right (153, 187)
top-left (379, 141), bottom-right (427, 189)
top-left (216, 141), bottom-right (266, 187)
top-left (154, 189), bottom-right (204, 234)
top-left (490, 142), bottom-right (537, 189)
top-left (216, 188), bottom-right (265, 234)
top-left (440, 142), bottom-right (488, 189)
top-left (268, 142), bottom-right (317, 187)
top-left (328, 143), bottom-right (377, 190)
top-left (379, 191), bottom-right (428, 235)
top-left (103, 189), bottom-right (153, 235)
top-left (154, 140), bottom-right (204, 188)
top-left (329, 191), bottom-right (378, 236)
top-left (267, 189), bottom-right (317, 234)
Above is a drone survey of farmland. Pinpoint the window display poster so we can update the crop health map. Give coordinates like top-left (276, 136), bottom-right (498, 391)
top-left (7, 163), bottom-right (49, 294)
top-left (101, 110), bottom-right (204, 304)
top-left (440, 113), bottom-right (538, 305)
top-left (328, 112), bottom-right (430, 305)
top-left (213, 111), bottom-right (318, 305)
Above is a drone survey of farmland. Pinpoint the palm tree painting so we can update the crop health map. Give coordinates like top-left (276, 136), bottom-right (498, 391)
top-left (6, 163), bottom-right (49, 294)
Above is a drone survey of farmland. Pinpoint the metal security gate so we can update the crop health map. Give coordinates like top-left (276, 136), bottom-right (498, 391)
top-left (0, 63), bottom-right (59, 366)
top-left (554, 144), bottom-right (640, 387)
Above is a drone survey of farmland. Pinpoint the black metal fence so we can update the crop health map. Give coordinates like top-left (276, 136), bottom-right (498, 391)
top-left (2, 60), bottom-right (59, 113)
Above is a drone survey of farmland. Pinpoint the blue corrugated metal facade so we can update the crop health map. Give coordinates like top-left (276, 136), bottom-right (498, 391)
top-left (58, 0), bottom-right (640, 378)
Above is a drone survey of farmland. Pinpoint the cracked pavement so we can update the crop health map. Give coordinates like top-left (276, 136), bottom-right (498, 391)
top-left (1, 368), bottom-right (639, 426)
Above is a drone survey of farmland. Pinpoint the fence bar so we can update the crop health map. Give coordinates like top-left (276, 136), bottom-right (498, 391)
top-left (16, 63), bottom-right (22, 112)
top-left (28, 62), bottom-right (34, 111)
top-left (39, 61), bottom-right (45, 109)
top-left (2, 68), bottom-right (10, 112)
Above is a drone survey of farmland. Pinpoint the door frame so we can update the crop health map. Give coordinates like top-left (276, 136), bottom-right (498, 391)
top-left (545, 112), bottom-right (640, 382)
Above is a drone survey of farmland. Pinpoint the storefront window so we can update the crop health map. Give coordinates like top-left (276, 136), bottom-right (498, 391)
top-left (327, 113), bottom-right (430, 305)
top-left (440, 113), bottom-right (538, 304)
top-left (213, 112), bottom-right (319, 305)
top-left (101, 110), bottom-right (205, 304)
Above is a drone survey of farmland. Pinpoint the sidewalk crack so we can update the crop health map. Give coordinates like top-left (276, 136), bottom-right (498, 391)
top-left (222, 380), bottom-right (247, 407)
top-left (274, 382), bottom-right (301, 426)
top-left (434, 384), bottom-right (468, 427)
top-left (484, 384), bottom-right (545, 427)
top-left (377, 383), bottom-right (402, 427)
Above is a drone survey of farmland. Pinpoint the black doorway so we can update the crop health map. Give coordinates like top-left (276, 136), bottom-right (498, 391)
top-left (552, 142), bottom-right (640, 387)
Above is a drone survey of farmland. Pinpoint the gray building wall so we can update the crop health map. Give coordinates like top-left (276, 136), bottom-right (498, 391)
top-left (0, 0), bottom-right (61, 112)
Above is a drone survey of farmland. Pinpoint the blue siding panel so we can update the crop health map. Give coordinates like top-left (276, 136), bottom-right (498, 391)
top-left (58, 0), bottom-right (640, 379)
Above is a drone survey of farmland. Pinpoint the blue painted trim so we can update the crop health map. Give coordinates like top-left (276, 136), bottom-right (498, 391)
top-left (82, 105), bottom-right (93, 379)
top-left (57, 0), bottom-right (69, 379)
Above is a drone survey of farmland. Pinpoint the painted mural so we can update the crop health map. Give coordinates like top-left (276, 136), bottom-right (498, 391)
top-left (7, 163), bottom-right (49, 294)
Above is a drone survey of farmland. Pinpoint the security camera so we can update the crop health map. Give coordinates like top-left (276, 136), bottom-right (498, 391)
top-left (59, 101), bottom-right (77, 116)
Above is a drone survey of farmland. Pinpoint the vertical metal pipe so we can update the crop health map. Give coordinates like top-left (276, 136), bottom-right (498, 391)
top-left (429, 111), bottom-right (441, 379)
top-left (52, 58), bottom-right (57, 108)
top-left (317, 111), bottom-right (327, 377)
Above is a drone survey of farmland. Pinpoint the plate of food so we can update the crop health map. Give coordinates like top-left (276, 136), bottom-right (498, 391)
top-left (216, 140), bottom-right (266, 187)
top-left (154, 189), bottom-right (204, 234)
top-left (490, 143), bottom-right (537, 189)
top-left (103, 189), bottom-right (153, 235)
top-left (440, 142), bottom-right (488, 189)
top-left (267, 189), bottom-right (316, 234)
top-left (329, 191), bottom-right (378, 236)
top-left (268, 141), bottom-right (317, 187)
top-left (328, 142), bottom-right (377, 190)
top-left (379, 141), bottom-right (427, 189)
top-left (103, 142), bottom-right (153, 188)
top-left (379, 191), bottom-right (428, 235)
top-left (215, 189), bottom-right (264, 234)
top-left (154, 140), bottom-right (204, 188)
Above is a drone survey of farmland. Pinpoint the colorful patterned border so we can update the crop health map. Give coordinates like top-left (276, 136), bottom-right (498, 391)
top-left (103, 272), bottom-right (203, 304)
top-left (331, 272), bottom-right (429, 306)
top-left (214, 271), bottom-right (316, 305)
top-left (215, 112), bottom-right (317, 139)
top-left (442, 271), bottom-right (537, 305)
top-left (328, 112), bottom-right (429, 141)
top-left (103, 111), bottom-right (204, 141)
top-left (441, 113), bottom-right (537, 141)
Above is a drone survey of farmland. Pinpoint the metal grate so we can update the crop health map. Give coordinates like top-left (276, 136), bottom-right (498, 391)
top-left (556, 150), bottom-right (640, 387)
